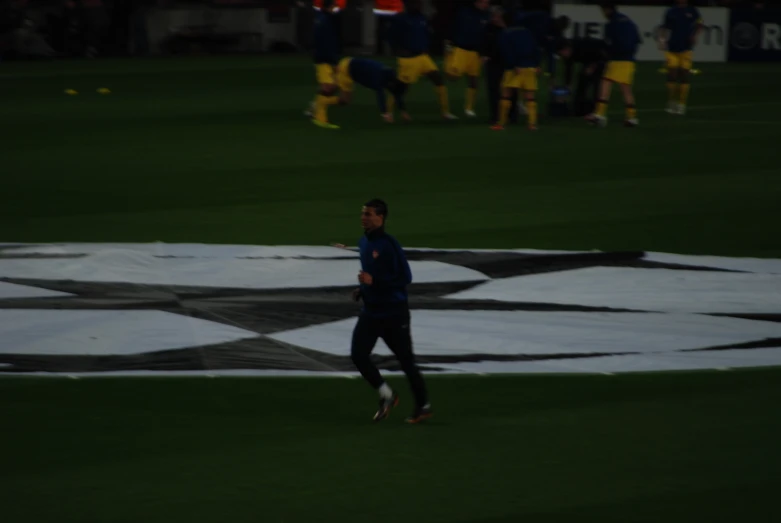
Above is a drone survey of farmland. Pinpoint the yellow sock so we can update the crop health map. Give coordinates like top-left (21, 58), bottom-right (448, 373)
top-left (595, 101), bottom-right (608, 117)
top-left (667, 82), bottom-right (678, 102)
top-left (466, 87), bottom-right (477, 112)
top-left (314, 95), bottom-right (339, 122)
top-left (526, 100), bottom-right (537, 126)
top-left (679, 84), bottom-right (690, 105)
top-left (626, 105), bottom-right (637, 120)
top-left (315, 94), bottom-right (329, 121)
top-left (436, 85), bottom-right (450, 114)
top-left (498, 99), bottom-right (511, 126)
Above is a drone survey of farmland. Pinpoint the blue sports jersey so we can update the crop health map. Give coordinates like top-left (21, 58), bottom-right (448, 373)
top-left (348, 58), bottom-right (407, 113)
top-left (358, 228), bottom-right (412, 317)
top-left (451, 5), bottom-right (490, 52)
top-left (663, 5), bottom-right (703, 53)
top-left (313, 10), bottom-right (339, 65)
top-left (388, 11), bottom-right (430, 57)
top-left (514, 10), bottom-right (557, 75)
top-left (499, 26), bottom-right (541, 70)
top-left (604, 11), bottom-right (641, 61)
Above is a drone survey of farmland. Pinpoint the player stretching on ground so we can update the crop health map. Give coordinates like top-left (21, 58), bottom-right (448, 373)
top-left (445, 0), bottom-right (490, 118)
top-left (586, 2), bottom-right (641, 128)
top-left (492, 13), bottom-right (540, 131)
top-left (350, 199), bottom-right (432, 424)
top-left (657, 0), bottom-right (703, 115)
top-left (336, 57), bottom-right (411, 123)
top-left (387, 0), bottom-right (457, 120)
top-left (310, 0), bottom-right (341, 129)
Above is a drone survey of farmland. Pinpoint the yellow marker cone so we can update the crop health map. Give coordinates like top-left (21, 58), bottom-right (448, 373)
top-left (97, 88), bottom-right (111, 94)
top-left (64, 89), bottom-right (78, 95)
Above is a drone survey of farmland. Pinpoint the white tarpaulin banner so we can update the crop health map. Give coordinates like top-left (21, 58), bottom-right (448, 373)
top-left (552, 5), bottom-right (729, 63)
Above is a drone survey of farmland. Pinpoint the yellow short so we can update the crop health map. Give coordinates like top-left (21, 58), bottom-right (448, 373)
top-left (445, 47), bottom-right (481, 77)
top-left (397, 54), bottom-right (439, 84)
top-left (315, 63), bottom-right (336, 86)
top-left (501, 68), bottom-right (538, 91)
top-left (604, 61), bottom-right (636, 85)
top-left (336, 57), bottom-right (353, 92)
top-left (666, 51), bottom-right (693, 71)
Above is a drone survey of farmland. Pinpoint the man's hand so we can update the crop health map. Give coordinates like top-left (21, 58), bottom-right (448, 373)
top-left (358, 271), bottom-right (373, 285)
top-left (352, 288), bottom-right (362, 302)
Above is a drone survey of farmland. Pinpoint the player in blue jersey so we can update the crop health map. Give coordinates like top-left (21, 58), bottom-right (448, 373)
top-left (657, 0), bottom-right (704, 115)
top-left (492, 13), bottom-right (541, 131)
top-left (387, 0), bottom-right (457, 120)
top-left (336, 57), bottom-right (411, 123)
top-left (309, 0), bottom-right (341, 129)
top-left (444, 0), bottom-right (490, 118)
top-left (586, 2), bottom-right (641, 128)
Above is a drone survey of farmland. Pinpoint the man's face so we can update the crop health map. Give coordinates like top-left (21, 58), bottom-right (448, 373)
top-left (475, 0), bottom-right (490, 11)
top-left (361, 206), bottom-right (384, 231)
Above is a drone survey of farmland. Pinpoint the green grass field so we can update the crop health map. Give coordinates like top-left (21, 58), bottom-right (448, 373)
top-left (1, 56), bottom-right (781, 522)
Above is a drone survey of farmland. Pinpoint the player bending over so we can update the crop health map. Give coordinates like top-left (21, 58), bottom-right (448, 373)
top-left (309, 0), bottom-right (341, 129)
top-left (586, 2), bottom-right (641, 128)
top-left (387, 0), bottom-right (457, 120)
top-left (445, 0), bottom-right (490, 118)
top-left (336, 57), bottom-right (411, 123)
top-left (657, 0), bottom-right (704, 115)
top-left (492, 13), bottom-right (540, 131)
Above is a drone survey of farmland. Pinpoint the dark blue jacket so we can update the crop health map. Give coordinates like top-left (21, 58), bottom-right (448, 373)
top-left (349, 58), bottom-right (407, 113)
top-left (663, 5), bottom-right (703, 53)
top-left (358, 227), bottom-right (412, 317)
top-left (499, 26), bottom-right (541, 70)
top-left (388, 11), bottom-right (430, 58)
top-left (604, 11), bottom-right (641, 61)
top-left (314, 10), bottom-right (340, 65)
top-left (451, 5), bottom-right (490, 52)
top-left (514, 10), bottom-right (557, 75)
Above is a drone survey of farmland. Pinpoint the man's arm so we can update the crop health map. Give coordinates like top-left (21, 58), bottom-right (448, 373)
top-left (658, 8), bottom-right (672, 50)
top-left (692, 8), bottom-right (704, 48)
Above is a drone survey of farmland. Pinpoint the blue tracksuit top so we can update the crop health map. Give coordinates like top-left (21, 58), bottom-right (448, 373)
top-left (349, 57), bottom-right (407, 113)
top-left (451, 5), bottom-right (490, 52)
top-left (388, 11), bottom-right (430, 57)
top-left (499, 26), bottom-right (541, 70)
top-left (358, 227), bottom-right (412, 317)
top-left (604, 11), bottom-right (641, 61)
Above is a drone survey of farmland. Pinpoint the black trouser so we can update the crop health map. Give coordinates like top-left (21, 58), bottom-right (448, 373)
top-left (485, 62), bottom-right (518, 124)
top-left (351, 310), bottom-right (428, 408)
top-left (573, 62), bottom-right (605, 117)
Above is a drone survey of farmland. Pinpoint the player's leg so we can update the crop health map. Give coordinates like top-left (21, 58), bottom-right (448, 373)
top-left (620, 82), bottom-right (638, 127)
top-left (464, 51), bottom-right (480, 117)
top-left (492, 70), bottom-right (516, 130)
top-left (666, 53), bottom-right (680, 114)
top-left (350, 314), bottom-right (398, 421)
top-left (677, 52), bottom-right (693, 115)
top-left (522, 69), bottom-right (539, 130)
top-left (313, 65), bottom-right (340, 129)
top-left (485, 63), bottom-right (499, 124)
top-left (381, 314), bottom-right (430, 423)
top-left (587, 78), bottom-right (611, 127)
top-left (422, 55), bottom-right (456, 119)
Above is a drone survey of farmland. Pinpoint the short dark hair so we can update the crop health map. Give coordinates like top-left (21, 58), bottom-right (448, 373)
top-left (364, 199), bottom-right (389, 220)
top-left (600, 1), bottom-right (617, 11)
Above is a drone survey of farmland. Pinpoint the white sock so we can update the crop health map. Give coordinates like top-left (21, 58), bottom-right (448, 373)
top-left (378, 382), bottom-right (393, 399)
